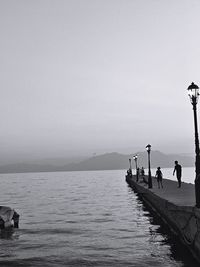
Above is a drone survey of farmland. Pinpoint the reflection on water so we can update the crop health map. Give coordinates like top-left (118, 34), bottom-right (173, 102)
top-left (130, 187), bottom-right (199, 267)
top-left (149, 216), bottom-right (199, 267)
top-left (0, 169), bottom-right (198, 266)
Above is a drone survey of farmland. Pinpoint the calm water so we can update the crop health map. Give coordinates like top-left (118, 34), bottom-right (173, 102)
top-left (0, 168), bottom-right (198, 267)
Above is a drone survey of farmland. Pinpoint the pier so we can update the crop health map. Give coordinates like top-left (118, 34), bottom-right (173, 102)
top-left (126, 174), bottom-right (200, 264)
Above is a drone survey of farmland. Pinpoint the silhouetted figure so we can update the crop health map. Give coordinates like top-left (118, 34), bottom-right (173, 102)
top-left (141, 167), bottom-right (145, 183)
top-left (136, 167), bottom-right (140, 182)
top-left (173, 160), bottom-right (182, 188)
top-left (127, 169), bottom-right (132, 177)
top-left (126, 169), bottom-right (129, 177)
top-left (155, 167), bottom-right (163, 189)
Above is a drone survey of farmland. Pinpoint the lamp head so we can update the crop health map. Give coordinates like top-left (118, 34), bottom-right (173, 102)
top-left (146, 144), bottom-right (151, 152)
top-left (133, 155), bottom-right (138, 161)
top-left (187, 82), bottom-right (199, 104)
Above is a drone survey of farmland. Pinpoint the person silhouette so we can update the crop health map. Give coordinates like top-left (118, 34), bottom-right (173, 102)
top-left (173, 160), bottom-right (182, 188)
top-left (136, 167), bottom-right (140, 182)
top-left (141, 167), bottom-right (145, 183)
top-left (155, 167), bottom-right (163, 189)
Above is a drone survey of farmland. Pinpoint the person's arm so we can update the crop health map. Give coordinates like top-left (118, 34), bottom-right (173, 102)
top-left (173, 167), bottom-right (175, 175)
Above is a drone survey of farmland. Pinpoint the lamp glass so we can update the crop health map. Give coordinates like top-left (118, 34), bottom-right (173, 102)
top-left (187, 82), bottom-right (199, 103)
top-left (146, 144), bottom-right (151, 152)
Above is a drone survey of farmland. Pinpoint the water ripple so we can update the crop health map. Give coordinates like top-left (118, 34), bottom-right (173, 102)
top-left (0, 169), bottom-right (198, 266)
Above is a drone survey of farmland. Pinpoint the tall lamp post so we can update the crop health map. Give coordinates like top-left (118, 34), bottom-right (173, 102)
top-left (187, 82), bottom-right (200, 208)
top-left (146, 144), bottom-right (152, 189)
top-left (129, 158), bottom-right (132, 175)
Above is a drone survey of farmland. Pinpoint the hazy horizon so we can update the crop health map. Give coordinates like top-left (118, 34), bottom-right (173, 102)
top-left (0, 0), bottom-right (199, 165)
top-left (0, 147), bottom-right (194, 166)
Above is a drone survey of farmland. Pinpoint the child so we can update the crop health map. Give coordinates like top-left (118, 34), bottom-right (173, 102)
top-left (155, 167), bottom-right (163, 189)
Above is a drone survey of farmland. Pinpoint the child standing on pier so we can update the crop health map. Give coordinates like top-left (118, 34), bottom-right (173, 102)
top-left (155, 167), bottom-right (163, 189)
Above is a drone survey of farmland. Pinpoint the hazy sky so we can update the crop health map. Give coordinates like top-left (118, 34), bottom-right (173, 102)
top-left (0, 0), bottom-right (200, 162)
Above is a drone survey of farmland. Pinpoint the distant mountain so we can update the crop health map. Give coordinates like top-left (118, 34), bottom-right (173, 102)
top-left (61, 151), bottom-right (194, 171)
top-left (0, 151), bottom-right (194, 174)
top-left (61, 152), bottom-right (129, 171)
top-left (25, 156), bottom-right (88, 166)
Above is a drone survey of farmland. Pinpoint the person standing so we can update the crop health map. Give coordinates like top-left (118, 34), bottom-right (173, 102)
top-left (136, 167), bottom-right (140, 182)
top-left (155, 167), bottom-right (163, 189)
top-left (173, 160), bottom-right (182, 188)
top-left (141, 167), bottom-right (146, 183)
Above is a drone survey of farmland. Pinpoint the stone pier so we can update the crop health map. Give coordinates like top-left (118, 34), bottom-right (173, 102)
top-left (126, 174), bottom-right (200, 264)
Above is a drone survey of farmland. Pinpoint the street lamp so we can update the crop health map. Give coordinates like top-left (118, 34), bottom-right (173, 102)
top-left (133, 155), bottom-right (138, 181)
top-left (129, 158), bottom-right (132, 175)
top-left (146, 144), bottom-right (152, 188)
top-left (133, 155), bottom-right (138, 171)
top-left (187, 82), bottom-right (200, 207)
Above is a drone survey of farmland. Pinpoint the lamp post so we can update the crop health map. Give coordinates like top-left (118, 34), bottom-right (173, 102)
top-left (187, 82), bottom-right (200, 208)
top-left (133, 155), bottom-right (138, 172)
top-left (129, 158), bottom-right (132, 176)
top-left (146, 144), bottom-right (152, 189)
top-left (133, 155), bottom-right (138, 181)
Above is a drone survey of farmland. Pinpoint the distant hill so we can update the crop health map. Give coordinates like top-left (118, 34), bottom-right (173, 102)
top-left (0, 151), bottom-right (194, 174)
top-left (61, 151), bottom-right (194, 171)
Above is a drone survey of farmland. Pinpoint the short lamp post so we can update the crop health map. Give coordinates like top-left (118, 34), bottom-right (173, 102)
top-left (133, 155), bottom-right (138, 173)
top-left (146, 144), bottom-right (152, 189)
top-left (187, 82), bottom-right (200, 208)
top-left (133, 155), bottom-right (138, 182)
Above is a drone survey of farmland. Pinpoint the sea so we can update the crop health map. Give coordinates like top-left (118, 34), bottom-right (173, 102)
top-left (0, 167), bottom-right (198, 267)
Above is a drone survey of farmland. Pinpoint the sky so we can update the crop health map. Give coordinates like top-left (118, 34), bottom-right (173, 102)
top-left (0, 0), bottom-right (200, 163)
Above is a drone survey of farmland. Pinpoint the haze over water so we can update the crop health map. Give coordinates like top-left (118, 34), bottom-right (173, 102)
top-left (1, 1), bottom-right (199, 265)
top-left (0, 168), bottom-right (198, 266)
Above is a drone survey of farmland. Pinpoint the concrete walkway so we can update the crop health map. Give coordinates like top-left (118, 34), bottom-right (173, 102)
top-left (127, 175), bottom-right (200, 263)
top-left (136, 175), bottom-right (195, 207)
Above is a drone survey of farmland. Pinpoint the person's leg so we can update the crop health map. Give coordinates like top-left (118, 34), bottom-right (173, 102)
top-left (177, 177), bottom-right (181, 187)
